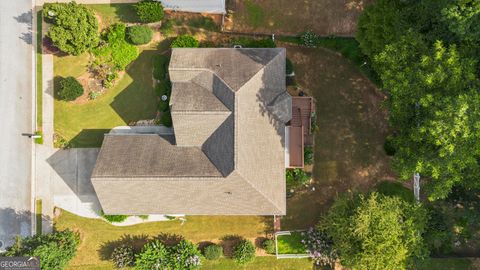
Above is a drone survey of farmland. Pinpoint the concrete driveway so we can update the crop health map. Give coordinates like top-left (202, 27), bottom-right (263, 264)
top-left (0, 0), bottom-right (34, 250)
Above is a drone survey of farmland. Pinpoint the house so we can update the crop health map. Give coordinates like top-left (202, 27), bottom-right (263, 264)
top-left (159, 0), bottom-right (226, 14)
top-left (91, 48), bottom-right (294, 215)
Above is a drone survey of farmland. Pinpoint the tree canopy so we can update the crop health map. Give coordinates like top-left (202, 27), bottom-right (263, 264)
top-left (357, 0), bottom-right (480, 200)
top-left (321, 192), bottom-right (429, 270)
top-left (43, 2), bottom-right (99, 55)
top-left (3, 230), bottom-right (80, 270)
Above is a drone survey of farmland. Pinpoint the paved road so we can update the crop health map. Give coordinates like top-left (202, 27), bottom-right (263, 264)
top-left (0, 0), bottom-right (34, 250)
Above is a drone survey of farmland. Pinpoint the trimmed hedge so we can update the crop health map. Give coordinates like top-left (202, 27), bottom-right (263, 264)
top-left (233, 240), bottom-right (255, 265)
top-left (262, 239), bottom-right (275, 254)
top-left (59, 76), bottom-right (83, 101)
top-left (204, 244), bottom-right (223, 260)
top-left (171, 35), bottom-right (199, 48)
top-left (127, 25), bottom-right (153, 45)
top-left (135, 0), bottom-right (164, 23)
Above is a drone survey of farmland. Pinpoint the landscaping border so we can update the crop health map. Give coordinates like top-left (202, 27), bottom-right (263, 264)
top-left (274, 230), bottom-right (310, 259)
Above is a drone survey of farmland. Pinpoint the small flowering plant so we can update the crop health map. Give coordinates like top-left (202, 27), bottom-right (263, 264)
top-left (301, 30), bottom-right (319, 47)
top-left (301, 228), bottom-right (337, 267)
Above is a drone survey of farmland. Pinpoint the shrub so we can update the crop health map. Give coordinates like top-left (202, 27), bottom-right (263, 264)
top-left (43, 2), bottom-right (99, 55)
top-left (135, 0), bottom-right (164, 23)
top-left (111, 245), bottom-right (135, 269)
top-left (93, 23), bottom-right (139, 71)
top-left (59, 77), bottom-right (83, 101)
top-left (304, 146), bottom-right (314, 165)
top-left (153, 55), bottom-right (169, 80)
top-left (160, 20), bottom-right (174, 36)
top-left (233, 240), bottom-right (255, 265)
top-left (171, 35), bottom-right (199, 48)
top-left (3, 230), bottom-right (80, 270)
top-left (286, 169), bottom-right (310, 188)
top-left (160, 111), bottom-right (172, 127)
top-left (262, 239), bottom-right (275, 254)
top-left (127, 25), bottom-right (153, 45)
top-left (88, 91), bottom-right (101, 100)
top-left (301, 30), bottom-right (319, 47)
top-left (135, 240), bottom-right (170, 270)
top-left (170, 240), bottom-right (201, 270)
top-left (301, 228), bottom-right (337, 268)
top-left (101, 210), bottom-right (129, 223)
top-left (204, 244), bottom-right (223, 260)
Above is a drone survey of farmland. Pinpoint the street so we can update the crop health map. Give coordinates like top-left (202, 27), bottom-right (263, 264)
top-left (0, 0), bottom-right (34, 250)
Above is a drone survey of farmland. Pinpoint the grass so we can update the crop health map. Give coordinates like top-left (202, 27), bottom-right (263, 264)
top-left (375, 181), bottom-right (414, 202)
top-left (54, 48), bottom-right (158, 147)
top-left (414, 258), bottom-right (473, 270)
top-left (35, 199), bottom-right (42, 235)
top-left (55, 210), bottom-right (271, 269)
top-left (87, 4), bottom-right (138, 27)
top-left (202, 257), bottom-right (312, 270)
top-left (277, 36), bottom-right (380, 85)
top-left (36, 10), bottom-right (43, 130)
top-left (244, 0), bottom-right (265, 28)
top-left (34, 130), bottom-right (43, 144)
top-left (227, 0), bottom-right (373, 36)
top-left (276, 232), bottom-right (307, 255)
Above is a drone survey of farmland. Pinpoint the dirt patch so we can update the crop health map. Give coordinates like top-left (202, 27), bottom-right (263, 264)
top-left (165, 11), bottom-right (222, 25)
top-left (225, 0), bottom-right (374, 36)
top-left (282, 45), bottom-right (395, 229)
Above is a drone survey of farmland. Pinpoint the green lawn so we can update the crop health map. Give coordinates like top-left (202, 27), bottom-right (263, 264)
top-left (276, 232), bottom-right (307, 255)
top-left (36, 10), bottom-right (43, 131)
top-left (87, 4), bottom-right (138, 27)
top-left (414, 258), bottom-right (473, 270)
top-left (54, 47), bottom-right (158, 147)
top-left (55, 210), bottom-right (272, 269)
top-left (203, 257), bottom-right (312, 270)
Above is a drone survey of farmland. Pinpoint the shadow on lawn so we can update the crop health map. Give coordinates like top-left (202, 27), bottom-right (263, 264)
top-left (109, 50), bottom-right (158, 125)
top-left (68, 129), bottom-right (110, 148)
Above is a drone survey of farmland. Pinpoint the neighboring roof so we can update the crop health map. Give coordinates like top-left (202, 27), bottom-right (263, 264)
top-left (160, 0), bottom-right (226, 14)
top-left (92, 48), bottom-right (291, 215)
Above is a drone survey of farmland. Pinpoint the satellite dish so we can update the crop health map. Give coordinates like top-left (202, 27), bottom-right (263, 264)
top-left (161, 95), bottom-right (168, 101)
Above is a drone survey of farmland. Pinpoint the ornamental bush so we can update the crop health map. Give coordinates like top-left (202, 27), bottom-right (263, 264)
top-left (3, 230), bottom-right (80, 270)
top-left (127, 25), bottom-right (153, 45)
top-left (170, 240), bottom-right (201, 270)
top-left (286, 168), bottom-right (310, 188)
top-left (304, 146), bottom-right (314, 165)
top-left (111, 245), bottom-right (135, 269)
top-left (233, 239), bottom-right (255, 265)
top-left (43, 2), bottom-right (99, 55)
top-left (59, 76), bottom-right (84, 101)
top-left (135, 0), bottom-right (165, 23)
top-left (204, 244), bottom-right (223, 260)
top-left (101, 210), bottom-right (129, 223)
top-left (135, 240), bottom-right (170, 270)
top-left (301, 30), bottom-right (319, 47)
top-left (262, 239), bottom-right (275, 254)
top-left (171, 35), bottom-right (199, 48)
top-left (301, 228), bottom-right (337, 268)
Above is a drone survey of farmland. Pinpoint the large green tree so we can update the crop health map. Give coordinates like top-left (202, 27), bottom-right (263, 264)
top-left (321, 192), bottom-right (429, 270)
top-left (3, 230), bottom-right (80, 270)
top-left (43, 2), bottom-right (99, 55)
top-left (357, 0), bottom-right (480, 200)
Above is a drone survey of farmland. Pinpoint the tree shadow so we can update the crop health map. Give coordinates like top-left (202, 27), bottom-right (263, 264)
top-left (255, 236), bottom-right (267, 249)
top-left (13, 10), bottom-right (32, 45)
top-left (152, 232), bottom-right (184, 247)
top-left (0, 208), bottom-right (52, 251)
top-left (98, 234), bottom-right (149, 260)
top-left (109, 50), bottom-right (158, 125)
top-left (219, 234), bottom-right (244, 258)
top-left (197, 241), bottom-right (214, 253)
top-left (106, 4), bottom-right (140, 23)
